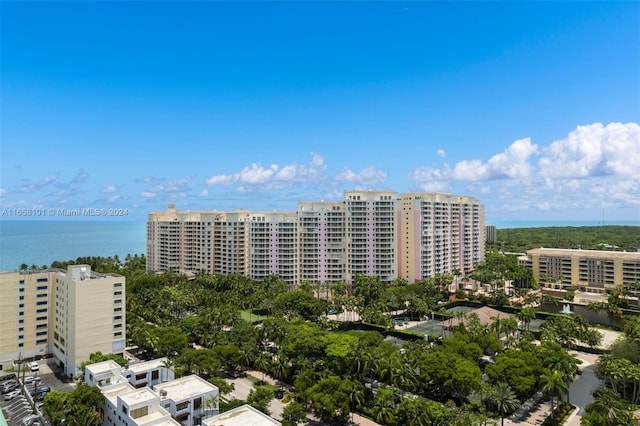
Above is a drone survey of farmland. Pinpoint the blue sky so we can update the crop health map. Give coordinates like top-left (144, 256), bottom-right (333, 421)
top-left (1, 1), bottom-right (638, 222)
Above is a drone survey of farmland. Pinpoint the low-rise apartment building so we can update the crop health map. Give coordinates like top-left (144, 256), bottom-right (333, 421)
top-left (0, 265), bottom-right (125, 378)
top-left (518, 248), bottom-right (640, 294)
top-left (85, 359), bottom-right (218, 426)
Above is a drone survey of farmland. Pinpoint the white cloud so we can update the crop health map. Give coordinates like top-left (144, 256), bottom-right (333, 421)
top-left (140, 192), bottom-right (157, 198)
top-left (199, 189), bottom-right (208, 197)
top-left (410, 122), bottom-right (639, 220)
top-left (102, 185), bottom-right (118, 193)
top-left (18, 173), bottom-right (59, 193)
top-left (0, 188), bottom-right (5, 196)
top-left (108, 195), bottom-right (121, 202)
top-left (206, 153), bottom-right (327, 187)
top-left (437, 149), bottom-right (446, 157)
top-left (335, 166), bottom-right (388, 185)
top-left (539, 122), bottom-right (640, 178)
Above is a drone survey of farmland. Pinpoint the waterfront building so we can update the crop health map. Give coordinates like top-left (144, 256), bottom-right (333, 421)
top-left (147, 191), bottom-right (485, 286)
top-left (0, 265), bottom-right (125, 378)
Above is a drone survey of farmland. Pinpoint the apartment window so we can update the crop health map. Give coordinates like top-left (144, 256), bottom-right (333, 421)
top-left (18, 343), bottom-right (24, 348)
top-left (36, 331), bottom-right (47, 336)
top-left (37, 285), bottom-right (47, 290)
top-left (19, 304), bottom-right (24, 308)
top-left (37, 301), bottom-right (47, 306)
top-left (36, 278), bottom-right (48, 283)
top-left (122, 406), bottom-right (127, 415)
top-left (19, 312), bottom-right (24, 317)
top-left (176, 401), bottom-right (189, 411)
top-left (19, 288), bottom-right (25, 293)
top-left (114, 332), bottom-right (122, 338)
top-left (18, 335), bottom-right (24, 340)
top-left (36, 339), bottom-right (47, 345)
top-left (36, 324), bottom-right (47, 329)
top-left (36, 316), bottom-right (47, 321)
top-left (18, 327), bottom-right (24, 332)
top-left (194, 397), bottom-right (202, 409)
top-left (114, 291), bottom-right (122, 296)
top-left (114, 283), bottom-right (123, 288)
top-left (19, 296), bottom-right (24, 301)
top-left (18, 319), bottom-right (24, 324)
top-left (19, 280), bottom-right (25, 284)
top-left (114, 299), bottom-right (122, 304)
top-left (37, 293), bottom-right (47, 298)
top-left (36, 308), bottom-right (47, 313)
top-left (151, 370), bottom-right (159, 380)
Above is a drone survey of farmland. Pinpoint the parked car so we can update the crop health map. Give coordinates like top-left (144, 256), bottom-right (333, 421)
top-left (4, 389), bottom-right (22, 401)
top-left (29, 362), bottom-right (39, 372)
top-left (23, 376), bottom-right (39, 385)
top-left (1, 382), bottom-right (18, 394)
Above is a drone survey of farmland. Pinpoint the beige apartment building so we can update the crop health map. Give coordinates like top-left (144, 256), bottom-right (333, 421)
top-left (0, 265), bottom-right (125, 378)
top-left (518, 248), bottom-right (640, 294)
top-left (397, 193), bottom-right (485, 282)
top-left (298, 201), bottom-right (346, 285)
top-left (147, 191), bottom-right (485, 286)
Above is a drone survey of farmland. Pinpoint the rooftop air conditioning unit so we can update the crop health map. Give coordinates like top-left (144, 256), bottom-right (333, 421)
top-left (160, 389), bottom-right (168, 398)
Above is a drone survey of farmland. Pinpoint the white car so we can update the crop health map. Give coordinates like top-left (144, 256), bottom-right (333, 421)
top-left (4, 389), bottom-right (21, 401)
top-left (29, 362), bottom-right (39, 372)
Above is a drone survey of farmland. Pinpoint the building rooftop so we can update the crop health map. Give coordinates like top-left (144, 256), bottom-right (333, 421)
top-left (86, 360), bottom-right (122, 375)
top-left (119, 387), bottom-right (158, 406)
top-left (203, 404), bottom-right (281, 426)
top-left (154, 375), bottom-right (217, 401)
top-left (441, 306), bottom-right (513, 329)
top-left (126, 357), bottom-right (168, 374)
top-left (131, 410), bottom-right (175, 426)
top-left (102, 382), bottom-right (136, 406)
top-left (526, 248), bottom-right (640, 260)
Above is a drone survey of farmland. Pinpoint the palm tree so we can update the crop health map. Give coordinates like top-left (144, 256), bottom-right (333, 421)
top-left (517, 306), bottom-right (536, 331)
top-left (541, 370), bottom-right (568, 415)
top-left (547, 350), bottom-right (582, 404)
top-left (347, 380), bottom-right (365, 423)
top-left (372, 386), bottom-right (396, 425)
top-left (583, 388), bottom-right (636, 426)
top-left (491, 382), bottom-right (520, 426)
top-left (68, 410), bottom-right (100, 426)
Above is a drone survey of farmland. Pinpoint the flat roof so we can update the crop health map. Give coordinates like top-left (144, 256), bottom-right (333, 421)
top-left (87, 360), bottom-right (122, 375)
top-left (154, 375), bottom-right (217, 402)
top-left (131, 410), bottom-right (174, 426)
top-left (126, 358), bottom-right (168, 374)
top-left (526, 248), bottom-right (640, 260)
top-left (119, 387), bottom-right (158, 406)
top-left (204, 404), bottom-right (281, 426)
top-left (103, 382), bottom-right (136, 406)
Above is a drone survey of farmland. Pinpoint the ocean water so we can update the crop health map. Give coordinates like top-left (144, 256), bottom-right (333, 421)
top-left (0, 220), bottom-right (146, 271)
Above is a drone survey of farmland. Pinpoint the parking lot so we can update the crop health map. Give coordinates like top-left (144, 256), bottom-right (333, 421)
top-left (1, 359), bottom-right (76, 425)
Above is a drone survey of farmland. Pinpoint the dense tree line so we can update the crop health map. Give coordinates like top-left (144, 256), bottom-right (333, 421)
top-left (487, 226), bottom-right (640, 253)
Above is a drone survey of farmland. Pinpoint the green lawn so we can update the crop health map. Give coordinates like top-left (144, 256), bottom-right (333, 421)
top-left (240, 310), bottom-right (266, 323)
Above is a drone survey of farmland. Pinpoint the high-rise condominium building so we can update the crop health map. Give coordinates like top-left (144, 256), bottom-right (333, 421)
top-left (0, 265), bottom-right (125, 378)
top-left (147, 191), bottom-right (485, 286)
top-left (397, 193), bottom-right (484, 283)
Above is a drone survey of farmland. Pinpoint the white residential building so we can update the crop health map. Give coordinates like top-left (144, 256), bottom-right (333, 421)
top-left (154, 375), bottom-right (219, 425)
top-left (203, 404), bottom-right (281, 426)
top-left (86, 359), bottom-right (218, 426)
